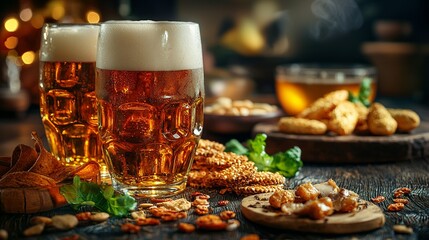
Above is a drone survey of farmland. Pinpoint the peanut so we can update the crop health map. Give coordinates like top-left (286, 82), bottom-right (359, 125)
top-left (51, 214), bottom-right (79, 230)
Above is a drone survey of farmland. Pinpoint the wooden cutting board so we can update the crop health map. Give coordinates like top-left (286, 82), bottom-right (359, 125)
top-left (253, 121), bottom-right (429, 163)
top-left (241, 193), bottom-right (385, 234)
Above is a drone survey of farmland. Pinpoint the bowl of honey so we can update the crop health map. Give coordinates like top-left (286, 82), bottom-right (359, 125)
top-left (275, 64), bottom-right (377, 116)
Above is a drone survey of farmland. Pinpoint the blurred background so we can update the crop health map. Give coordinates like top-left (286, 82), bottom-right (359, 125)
top-left (1, 0), bottom-right (429, 117)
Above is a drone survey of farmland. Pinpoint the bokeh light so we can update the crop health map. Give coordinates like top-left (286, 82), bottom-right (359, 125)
top-left (4, 18), bottom-right (19, 32)
top-left (19, 8), bottom-right (33, 22)
top-left (86, 11), bottom-right (100, 23)
top-left (4, 36), bottom-right (19, 49)
top-left (21, 51), bottom-right (36, 65)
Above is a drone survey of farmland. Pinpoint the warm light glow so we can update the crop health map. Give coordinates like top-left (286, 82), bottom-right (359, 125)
top-left (51, 3), bottom-right (65, 20)
top-left (4, 36), bottom-right (18, 49)
top-left (19, 8), bottom-right (33, 22)
top-left (86, 11), bottom-right (100, 23)
top-left (31, 13), bottom-right (45, 29)
top-left (21, 51), bottom-right (36, 65)
top-left (4, 18), bottom-right (19, 32)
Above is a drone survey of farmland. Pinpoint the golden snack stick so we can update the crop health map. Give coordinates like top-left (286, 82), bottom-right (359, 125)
top-left (278, 117), bottom-right (327, 135)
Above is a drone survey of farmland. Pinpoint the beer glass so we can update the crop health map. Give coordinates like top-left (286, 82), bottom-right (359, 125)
top-left (96, 21), bottom-right (204, 197)
top-left (39, 24), bottom-right (105, 172)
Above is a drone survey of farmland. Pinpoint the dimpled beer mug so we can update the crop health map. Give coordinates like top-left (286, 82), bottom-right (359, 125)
top-left (96, 21), bottom-right (204, 197)
top-left (39, 24), bottom-right (105, 173)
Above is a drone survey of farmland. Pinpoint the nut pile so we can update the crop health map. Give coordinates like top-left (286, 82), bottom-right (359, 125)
top-left (188, 139), bottom-right (286, 195)
top-left (371, 187), bottom-right (412, 212)
top-left (205, 97), bottom-right (278, 116)
top-left (278, 90), bottom-right (420, 136)
top-left (119, 194), bottom-right (242, 234)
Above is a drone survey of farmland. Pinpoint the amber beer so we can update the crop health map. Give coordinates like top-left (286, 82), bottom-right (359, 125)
top-left (96, 21), bottom-right (204, 197)
top-left (39, 24), bottom-right (103, 169)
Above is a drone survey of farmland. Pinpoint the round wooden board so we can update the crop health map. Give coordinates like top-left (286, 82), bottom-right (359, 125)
top-left (241, 193), bottom-right (385, 234)
top-left (252, 121), bottom-right (429, 163)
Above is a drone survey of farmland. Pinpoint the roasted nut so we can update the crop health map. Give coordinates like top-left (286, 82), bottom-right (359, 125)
top-left (219, 210), bottom-right (236, 220)
top-left (30, 216), bottom-right (52, 225)
top-left (178, 222), bottom-right (196, 233)
top-left (138, 203), bottom-right (154, 209)
top-left (23, 223), bottom-right (45, 237)
top-left (195, 205), bottom-right (210, 215)
top-left (75, 212), bottom-right (91, 221)
top-left (51, 214), bottom-right (79, 230)
top-left (393, 224), bottom-right (413, 234)
top-left (121, 223), bottom-right (140, 233)
top-left (217, 200), bottom-right (229, 206)
top-left (196, 215), bottom-right (227, 231)
top-left (135, 218), bottom-right (161, 226)
top-left (131, 211), bottom-right (146, 220)
top-left (393, 187), bottom-right (411, 198)
top-left (387, 203), bottom-right (405, 212)
top-left (371, 196), bottom-right (386, 203)
top-left (90, 212), bottom-right (110, 222)
top-left (226, 219), bottom-right (240, 231)
top-left (205, 98), bottom-right (278, 116)
top-left (157, 198), bottom-right (192, 211)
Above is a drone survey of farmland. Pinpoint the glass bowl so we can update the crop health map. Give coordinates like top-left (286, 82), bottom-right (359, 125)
top-left (275, 64), bottom-right (377, 116)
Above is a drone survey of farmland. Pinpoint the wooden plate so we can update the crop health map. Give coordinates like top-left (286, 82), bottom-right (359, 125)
top-left (241, 193), bottom-right (385, 234)
top-left (253, 121), bottom-right (429, 163)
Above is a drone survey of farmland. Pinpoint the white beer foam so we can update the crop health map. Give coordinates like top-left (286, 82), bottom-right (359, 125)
top-left (40, 24), bottom-right (99, 62)
top-left (96, 21), bottom-right (203, 71)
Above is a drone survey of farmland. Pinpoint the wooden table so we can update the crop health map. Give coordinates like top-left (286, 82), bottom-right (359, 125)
top-left (0, 104), bottom-right (428, 240)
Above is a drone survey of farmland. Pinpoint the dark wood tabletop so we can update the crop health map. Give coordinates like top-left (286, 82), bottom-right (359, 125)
top-left (0, 101), bottom-right (428, 240)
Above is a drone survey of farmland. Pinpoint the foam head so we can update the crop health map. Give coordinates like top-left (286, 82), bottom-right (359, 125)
top-left (96, 21), bottom-right (203, 71)
top-left (40, 24), bottom-right (99, 62)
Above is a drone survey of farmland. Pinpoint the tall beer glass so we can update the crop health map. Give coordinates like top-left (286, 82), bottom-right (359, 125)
top-left (39, 24), bottom-right (104, 171)
top-left (96, 21), bottom-right (204, 197)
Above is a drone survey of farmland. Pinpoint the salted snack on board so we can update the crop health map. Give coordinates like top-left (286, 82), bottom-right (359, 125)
top-left (367, 103), bottom-right (397, 136)
top-left (353, 102), bottom-right (369, 133)
top-left (188, 139), bottom-right (285, 195)
top-left (388, 108), bottom-right (420, 132)
top-left (327, 101), bottom-right (359, 136)
top-left (0, 132), bottom-right (100, 213)
top-left (278, 117), bottom-right (327, 135)
top-left (278, 88), bottom-right (420, 136)
top-left (297, 90), bottom-right (349, 120)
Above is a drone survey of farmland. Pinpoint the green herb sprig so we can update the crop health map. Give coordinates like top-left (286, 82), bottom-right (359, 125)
top-left (349, 77), bottom-right (372, 107)
top-left (60, 176), bottom-right (137, 217)
top-left (225, 134), bottom-right (303, 178)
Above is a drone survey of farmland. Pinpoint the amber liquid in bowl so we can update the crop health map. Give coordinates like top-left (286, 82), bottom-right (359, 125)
top-left (276, 76), bottom-right (377, 116)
